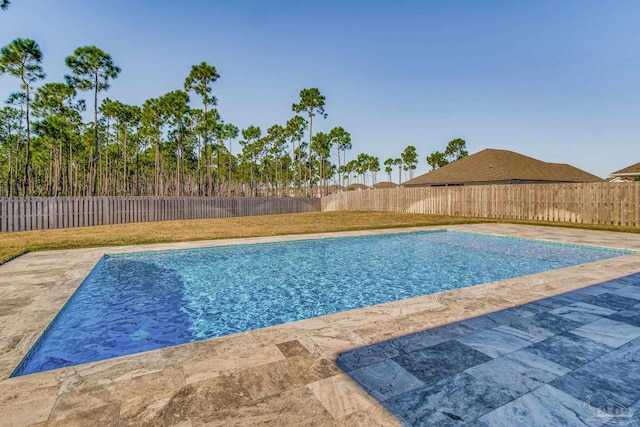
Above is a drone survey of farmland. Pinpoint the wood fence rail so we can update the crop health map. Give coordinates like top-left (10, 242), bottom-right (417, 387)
top-left (0, 197), bottom-right (321, 232)
top-left (322, 182), bottom-right (640, 227)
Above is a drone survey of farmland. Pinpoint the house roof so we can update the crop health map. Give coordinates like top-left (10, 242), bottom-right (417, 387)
top-left (372, 181), bottom-right (398, 189)
top-left (328, 184), bottom-right (345, 194)
top-left (346, 184), bottom-right (368, 191)
top-left (611, 161), bottom-right (640, 176)
top-left (404, 149), bottom-right (603, 186)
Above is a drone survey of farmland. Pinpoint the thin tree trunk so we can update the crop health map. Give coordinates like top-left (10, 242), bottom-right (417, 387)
top-left (216, 143), bottom-right (221, 196)
top-left (203, 144), bottom-right (209, 196)
top-left (175, 149), bottom-right (179, 196)
top-left (92, 74), bottom-right (99, 196)
top-left (228, 138), bottom-right (232, 197)
top-left (47, 144), bottom-right (53, 195)
top-left (7, 143), bottom-right (12, 197)
top-left (77, 157), bottom-right (82, 195)
top-left (23, 84), bottom-right (31, 196)
top-left (181, 143), bottom-right (185, 196)
top-left (123, 127), bottom-right (128, 194)
top-left (7, 124), bottom-right (16, 197)
top-left (203, 102), bottom-right (209, 196)
top-left (57, 136), bottom-right (63, 196)
top-left (155, 136), bottom-right (161, 196)
top-left (196, 134), bottom-right (201, 196)
top-left (290, 139), bottom-right (296, 195)
top-left (307, 114), bottom-right (313, 195)
top-left (104, 120), bottom-right (109, 196)
top-left (298, 140), bottom-right (303, 195)
top-left (337, 146), bottom-right (341, 188)
top-left (250, 155), bottom-right (254, 197)
top-left (274, 154), bottom-right (278, 197)
top-left (135, 151), bottom-right (140, 196)
top-left (68, 136), bottom-right (73, 196)
top-left (209, 144), bottom-right (214, 197)
top-left (321, 158), bottom-right (325, 196)
top-left (175, 136), bottom-right (182, 197)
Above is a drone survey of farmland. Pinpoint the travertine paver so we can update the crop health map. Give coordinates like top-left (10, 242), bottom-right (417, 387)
top-left (0, 224), bottom-right (638, 426)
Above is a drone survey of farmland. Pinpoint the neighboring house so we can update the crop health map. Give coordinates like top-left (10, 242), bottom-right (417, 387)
top-left (610, 162), bottom-right (640, 182)
top-left (346, 184), bottom-right (368, 191)
top-left (372, 181), bottom-right (399, 189)
top-left (404, 149), bottom-right (603, 187)
top-left (608, 176), bottom-right (631, 183)
top-left (328, 184), bottom-right (345, 194)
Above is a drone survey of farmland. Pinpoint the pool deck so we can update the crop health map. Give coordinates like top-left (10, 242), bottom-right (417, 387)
top-left (0, 223), bottom-right (639, 426)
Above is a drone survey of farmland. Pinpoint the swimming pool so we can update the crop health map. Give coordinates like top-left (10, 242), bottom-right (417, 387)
top-left (12, 231), bottom-right (632, 376)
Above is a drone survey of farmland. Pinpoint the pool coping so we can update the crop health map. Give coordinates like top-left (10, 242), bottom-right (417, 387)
top-left (1, 223), bottom-right (640, 425)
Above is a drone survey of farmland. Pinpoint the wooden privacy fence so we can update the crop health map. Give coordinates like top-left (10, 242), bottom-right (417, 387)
top-left (3, 183), bottom-right (638, 232)
top-left (0, 197), bottom-right (321, 232)
top-left (322, 182), bottom-right (640, 227)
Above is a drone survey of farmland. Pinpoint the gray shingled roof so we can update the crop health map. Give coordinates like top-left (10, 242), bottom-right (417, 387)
top-left (405, 149), bottom-right (603, 186)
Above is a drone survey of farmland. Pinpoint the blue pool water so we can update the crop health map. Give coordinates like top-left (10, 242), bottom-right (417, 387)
top-left (13, 231), bottom-right (632, 376)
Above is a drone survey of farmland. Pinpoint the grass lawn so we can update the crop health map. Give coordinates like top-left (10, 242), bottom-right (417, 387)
top-left (0, 211), bottom-right (638, 265)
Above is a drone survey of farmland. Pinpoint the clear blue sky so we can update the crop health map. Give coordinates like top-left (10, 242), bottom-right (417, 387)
top-left (1, 0), bottom-right (638, 180)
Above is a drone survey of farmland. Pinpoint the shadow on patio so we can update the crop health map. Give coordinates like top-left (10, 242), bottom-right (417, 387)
top-left (337, 272), bottom-right (640, 426)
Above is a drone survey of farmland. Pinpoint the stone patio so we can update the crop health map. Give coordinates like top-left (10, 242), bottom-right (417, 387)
top-left (338, 273), bottom-right (640, 426)
top-left (1, 224), bottom-right (640, 426)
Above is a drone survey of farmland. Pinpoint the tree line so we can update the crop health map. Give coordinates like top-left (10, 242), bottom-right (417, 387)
top-left (1, 37), bottom-right (467, 198)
